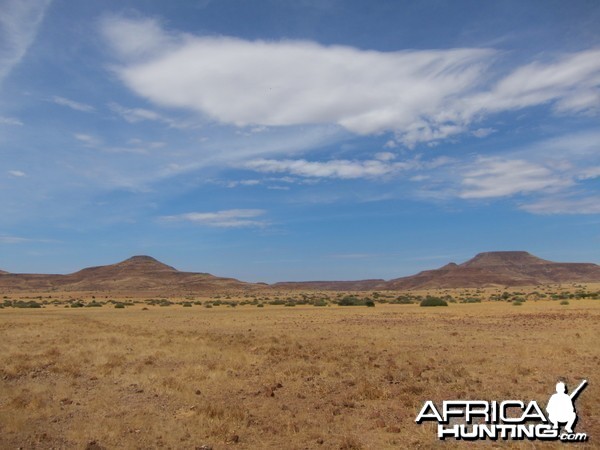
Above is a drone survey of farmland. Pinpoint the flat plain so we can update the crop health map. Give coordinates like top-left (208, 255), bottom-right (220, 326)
top-left (1, 288), bottom-right (598, 449)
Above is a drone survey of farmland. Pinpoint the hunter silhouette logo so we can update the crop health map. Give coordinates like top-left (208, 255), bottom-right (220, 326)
top-left (415, 379), bottom-right (589, 442)
top-left (547, 380), bottom-right (587, 434)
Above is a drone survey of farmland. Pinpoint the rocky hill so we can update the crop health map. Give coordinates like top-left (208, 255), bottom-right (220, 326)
top-left (385, 251), bottom-right (600, 289)
top-left (272, 251), bottom-right (600, 290)
top-left (0, 256), bottom-right (258, 293)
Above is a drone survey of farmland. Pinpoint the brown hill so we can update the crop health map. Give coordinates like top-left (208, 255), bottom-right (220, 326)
top-left (0, 255), bottom-right (257, 294)
top-left (271, 251), bottom-right (600, 291)
top-left (386, 251), bottom-right (600, 289)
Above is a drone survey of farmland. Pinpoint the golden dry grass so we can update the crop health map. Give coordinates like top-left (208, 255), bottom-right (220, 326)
top-left (0, 297), bottom-right (598, 449)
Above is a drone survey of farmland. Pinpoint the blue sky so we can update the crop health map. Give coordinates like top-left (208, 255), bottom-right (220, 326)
top-left (0, 0), bottom-right (599, 281)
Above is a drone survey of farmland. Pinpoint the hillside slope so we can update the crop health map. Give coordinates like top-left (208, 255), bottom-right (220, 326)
top-left (0, 256), bottom-right (257, 293)
top-left (386, 251), bottom-right (600, 289)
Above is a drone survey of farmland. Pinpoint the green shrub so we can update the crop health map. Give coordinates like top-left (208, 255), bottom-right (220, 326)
top-left (182, 302), bottom-right (192, 307)
top-left (85, 301), bottom-right (103, 307)
top-left (14, 300), bottom-right (42, 308)
top-left (365, 300), bottom-right (375, 307)
top-left (512, 300), bottom-right (523, 306)
top-left (337, 295), bottom-right (364, 306)
top-left (560, 300), bottom-right (570, 305)
top-left (114, 303), bottom-right (126, 309)
top-left (420, 297), bottom-right (448, 307)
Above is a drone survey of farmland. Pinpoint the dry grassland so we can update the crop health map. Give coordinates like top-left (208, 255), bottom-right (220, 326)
top-left (0, 298), bottom-right (598, 449)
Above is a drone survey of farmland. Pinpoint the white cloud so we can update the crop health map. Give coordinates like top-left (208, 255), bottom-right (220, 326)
top-left (0, 235), bottom-right (57, 244)
top-left (74, 133), bottom-right (100, 146)
top-left (374, 152), bottom-right (396, 161)
top-left (0, 115), bottom-right (23, 125)
top-left (521, 196), bottom-right (600, 215)
top-left (0, 235), bottom-right (28, 244)
top-left (161, 209), bottom-right (267, 228)
top-left (8, 170), bottom-right (25, 177)
top-left (460, 158), bottom-right (572, 199)
top-left (108, 102), bottom-right (189, 128)
top-left (0, 0), bottom-right (52, 83)
top-left (100, 16), bottom-right (600, 148)
top-left (51, 96), bottom-right (95, 112)
top-left (471, 49), bottom-right (600, 116)
top-left (100, 15), bottom-right (180, 60)
top-left (472, 127), bottom-right (496, 138)
top-left (245, 158), bottom-right (409, 179)
top-left (101, 16), bottom-right (493, 146)
top-left (226, 179), bottom-right (261, 188)
top-left (578, 166), bottom-right (600, 180)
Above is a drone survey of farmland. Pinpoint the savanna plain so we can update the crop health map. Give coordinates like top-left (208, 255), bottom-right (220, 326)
top-left (1, 285), bottom-right (599, 450)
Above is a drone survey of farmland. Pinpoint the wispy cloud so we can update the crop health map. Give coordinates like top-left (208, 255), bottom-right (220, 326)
top-left (471, 127), bottom-right (496, 138)
top-left (521, 196), bottom-right (600, 215)
top-left (246, 158), bottom-right (408, 179)
top-left (8, 169), bottom-right (25, 177)
top-left (51, 96), bottom-right (95, 112)
top-left (101, 16), bottom-right (600, 148)
top-left (328, 253), bottom-right (380, 259)
top-left (460, 158), bottom-right (572, 199)
top-left (108, 102), bottom-right (189, 128)
top-left (578, 167), bottom-right (600, 180)
top-left (161, 209), bottom-right (267, 228)
top-left (0, 235), bottom-right (57, 244)
top-left (225, 179), bottom-right (261, 188)
top-left (0, 0), bottom-right (52, 83)
top-left (74, 133), bottom-right (100, 147)
top-left (0, 235), bottom-right (28, 244)
top-left (0, 115), bottom-right (23, 125)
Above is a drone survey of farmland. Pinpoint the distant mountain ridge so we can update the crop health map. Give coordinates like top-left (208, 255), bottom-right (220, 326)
top-left (0, 251), bottom-right (599, 293)
top-left (273, 251), bottom-right (600, 290)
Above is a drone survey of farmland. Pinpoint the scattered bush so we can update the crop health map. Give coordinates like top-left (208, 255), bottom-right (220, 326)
top-left (560, 300), bottom-right (570, 305)
top-left (365, 300), bottom-right (375, 307)
top-left (85, 301), bottom-right (103, 307)
top-left (420, 297), bottom-right (448, 307)
top-left (114, 303), bottom-right (126, 309)
top-left (337, 296), bottom-right (365, 306)
top-left (512, 300), bottom-right (523, 306)
top-left (14, 300), bottom-right (42, 308)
